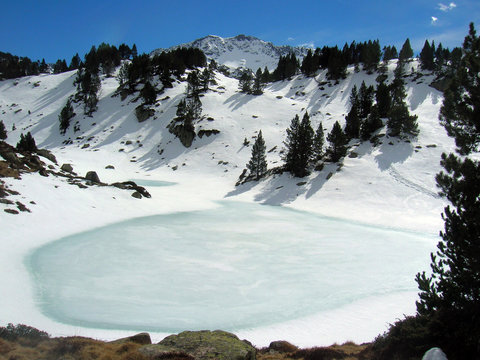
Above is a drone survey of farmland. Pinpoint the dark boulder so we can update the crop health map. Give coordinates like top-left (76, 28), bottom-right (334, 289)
top-left (85, 171), bottom-right (100, 183)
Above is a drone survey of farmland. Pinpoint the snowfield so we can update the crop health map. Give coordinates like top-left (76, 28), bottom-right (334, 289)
top-left (0, 59), bottom-right (455, 347)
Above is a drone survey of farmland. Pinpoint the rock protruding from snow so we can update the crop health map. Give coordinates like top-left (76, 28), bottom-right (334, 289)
top-left (422, 347), bottom-right (448, 360)
top-left (85, 171), bottom-right (100, 183)
top-left (152, 34), bottom-right (309, 71)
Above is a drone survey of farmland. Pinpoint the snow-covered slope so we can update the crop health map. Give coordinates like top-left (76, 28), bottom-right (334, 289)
top-left (0, 59), bottom-right (455, 346)
top-left (152, 34), bottom-right (309, 71)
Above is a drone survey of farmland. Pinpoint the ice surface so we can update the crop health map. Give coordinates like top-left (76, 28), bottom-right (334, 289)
top-left (27, 201), bottom-right (436, 333)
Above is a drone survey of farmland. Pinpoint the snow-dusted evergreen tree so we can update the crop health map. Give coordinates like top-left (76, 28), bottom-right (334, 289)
top-left (247, 130), bottom-right (267, 180)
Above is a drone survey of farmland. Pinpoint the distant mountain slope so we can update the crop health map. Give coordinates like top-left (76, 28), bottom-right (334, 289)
top-left (151, 34), bottom-right (309, 71)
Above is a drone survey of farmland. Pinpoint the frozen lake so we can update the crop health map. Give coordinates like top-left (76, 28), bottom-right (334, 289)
top-left (26, 201), bottom-right (436, 333)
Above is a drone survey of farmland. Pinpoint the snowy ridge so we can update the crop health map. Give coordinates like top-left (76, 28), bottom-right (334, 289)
top-left (151, 34), bottom-right (310, 70)
top-left (0, 59), bottom-right (455, 347)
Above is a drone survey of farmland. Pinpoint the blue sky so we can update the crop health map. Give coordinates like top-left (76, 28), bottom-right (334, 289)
top-left (1, 0), bottom-right (478, 63)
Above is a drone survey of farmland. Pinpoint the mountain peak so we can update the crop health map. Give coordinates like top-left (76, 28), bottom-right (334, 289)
top-left (152, 34), bottom-right (309, 71)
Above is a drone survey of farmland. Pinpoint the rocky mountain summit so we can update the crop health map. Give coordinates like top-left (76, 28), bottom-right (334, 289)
top-left (152, 34), bottom-right (309, 70)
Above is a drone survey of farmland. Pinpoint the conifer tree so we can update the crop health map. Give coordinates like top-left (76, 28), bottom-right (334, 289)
top-left (140, 81), bottom-right (156, 104)
top-left (312, 122), bottom-right (324, 162)
top-left (186, 69), bottom-right (201, 97)
top-left (39, 58), bottom-right (48, 73)
top-left (295, 112), bottom-right (314, 177)
top-left (0, 120), bottom-right (7, 140)
top-left (252, 68), bottom-right (263, 95)
top-left (399, 38), bottom-right (414, 61)
top-left (239, 71), bottom-right (252, 93)
top-left (261, 66), bottom-right (270, 84)
top-left (200, 67), bottom-right (212, 93)
top-left (176, 98), bottom-right (187, 119)
top-left (387, 61), bottom-right (419, 138)
top-left (131, 44), bottom-right (138, 58)
top-left (58, 98), bottom-right (75, 134)
top-left (376, 23), bottom-right (480, 360)
top-left (420, 40), bottom-right (435, 70)
top-left (69, 53), bottom-right (82, 70)
top-left (283, 114), bottom-right (300, 174)
top-left (345, 103), bottom-right (361, 139)
top-left (345, 85), bottom-right (361, 138)
top-left (361, 105), bottom-right (383, 140)
top-left (16, 132), bottom-right (37, 152)
top-left (247, 130), bottom-right (268, 180)
top-left (375, 80), bottom-right (392, 118)
top-left (359, 81), bottom-right (374, 119)
top-left (326, 121), bottom-right (347, 162)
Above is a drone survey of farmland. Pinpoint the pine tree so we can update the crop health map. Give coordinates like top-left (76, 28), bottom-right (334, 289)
top-left (312, 122), bottom-right (324, 162)
top-left (200, 67), bottom-right (212, 93)
top-left (16, 132), bottom-right (37, 152)
top-left (326, 121), bottom-right (347, 162)
top-left (131, 44), bottom-right (138, 58)
top-left (59, 98), bottom-right (75, 134)
top-left (176, 98), bottom-right (187, 119)
top-left (239, 71), bottom-right (252, 93)
top-left (361, 105), bottom-right (383, 140)
top-left (252, 68), bottom-right (263, 95)
top-left (345, 103), bottom-right (361, 139)
top-left (295, 112), bottom-right (314, 177)
top-left (375, 80), bottom-right (392, 118)
top-left (261, 66), bottom-right (270, 84)
top-left (39, 58), bottom-right (48, 73)
top-left (0, 120), bottom-right (7, 140)
top-left (345, 85), bottom-right (361, 138)
top-left (359, 81), bottom-right (374, 119)
top-left (186, 69), bottom-right (201, 97)
top-left (69, 53), bottom-right (82, 70)
top-left (413, 23), bottom-right (480, 360)
top-left (247, 130), bottom-right (268, 180)
top-left (283, 114), bottom-right (300, 174)
top-left (387, 61), bottom-right (419, 139)
top-left (399, 38), bottom-right (414, 61)
top-left (420, 40), bottom-right (435, 70)
top-left (140, 81), bottom-right (156, 104)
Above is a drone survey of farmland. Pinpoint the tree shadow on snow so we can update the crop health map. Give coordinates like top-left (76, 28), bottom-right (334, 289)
top-left (223, 92), bottom-right (256, 111)
top-left (254, 174), bottom-right (308, 205)
top-left (374, 139), bottom-right (414, 171)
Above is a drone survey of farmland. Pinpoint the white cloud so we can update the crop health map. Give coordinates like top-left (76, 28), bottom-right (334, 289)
top-left (431, 16), bottom-right (438, 25)
top-left (287, 37), bottom-right (295, 42)
top-left (299, 42), bottom-right (315, 49)
top-left (438, 2), bottom-right (456, 11)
